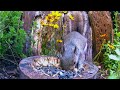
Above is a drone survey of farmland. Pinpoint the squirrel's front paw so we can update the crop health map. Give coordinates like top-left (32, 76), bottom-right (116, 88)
top-left (73, 68), bottom-right (79, 73)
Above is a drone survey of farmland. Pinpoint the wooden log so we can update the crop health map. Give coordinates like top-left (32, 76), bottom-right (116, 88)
top-left (23, 11), bottom-right (36, 56)
top-left (19, 56), bottom-right (98, 79)
top-left (88, 11), bottom-right (114, 58)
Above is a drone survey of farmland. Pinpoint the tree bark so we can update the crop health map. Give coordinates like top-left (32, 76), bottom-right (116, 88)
top-left (23, 11), bottom-right (35, 56)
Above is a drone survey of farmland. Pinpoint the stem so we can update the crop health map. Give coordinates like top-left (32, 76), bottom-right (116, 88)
top-left (0, 57), bottom-right (17, 65)
top-left (5, 40), bottom-right (18, 66)
top-left (93, 39), bottom-right (106, 61)
top-left (2, 54), bottom-right (21, 59)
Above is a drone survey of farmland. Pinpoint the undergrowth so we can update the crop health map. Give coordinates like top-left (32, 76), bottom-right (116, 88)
top-left (0, 11), bottom-right (27, 66)
top-left (93, 11), bottom-right (120, 79)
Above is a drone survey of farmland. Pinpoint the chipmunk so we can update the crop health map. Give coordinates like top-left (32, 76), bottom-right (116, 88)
top-left (60, 31), bottom-right (87, 71)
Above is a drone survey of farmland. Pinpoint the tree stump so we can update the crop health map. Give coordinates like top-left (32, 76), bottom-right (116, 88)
top-left (19, 56), bottom-right (98, 79)
top-left (88, 11), bottom-right (114, 59)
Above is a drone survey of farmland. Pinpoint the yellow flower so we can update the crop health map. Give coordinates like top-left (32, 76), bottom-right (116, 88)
top-left (61, 11), bottom-right (68, 14)
top-left (51, 11), bottom-right (56, 16)
top-left (108, 44), bottom-right (115, 49)
top-left (54, 16), bottom-right (60, 21)
top-left (40, 20), bottom-right (44, 24)
top-left (53, 24), bottom-right (59, 29)
top-left (100, 34), bottom-right (107, 38)
top-left (49, 19), bottom-right (54, 23)
top-left (40, 20), bottom-right (48, 26)
top-left (42, 23), bottom-right (48, 26)
top-left (56, 39), bottom-right (62, 43)
top-left (68, 14), bottom-right (74, 20)
top-left (48, 24), bottom-right (54, 27)
top-left (56, 13), bottom-right (62, 17)
top-left (46, 14), bottom-right (53, 20)
top-left (51, 11), bottom-right (62, 17)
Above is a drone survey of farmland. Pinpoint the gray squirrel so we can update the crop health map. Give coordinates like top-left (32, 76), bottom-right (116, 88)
top-left (60, 31), bottom-right (87, 71)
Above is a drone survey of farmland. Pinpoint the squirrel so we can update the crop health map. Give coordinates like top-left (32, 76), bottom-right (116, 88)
top-left (60, 31), bottom-right (87, 71)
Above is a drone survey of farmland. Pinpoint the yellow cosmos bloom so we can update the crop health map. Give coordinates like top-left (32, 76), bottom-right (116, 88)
top-left (108, 44), bottom-right (115, 49)
top-left (54, 24), bottom-right (59, 29)
top-left (57, 13), bottom-right (62, 17)
top-left (51, 11), bottom-right (62, 17)
top-left (40, 20), bottom-right (48, 26)
top-left (56, 39), bottom-right (62, 43)
top-left (49, 19), bottom-right (54, 23)
top-left (40, 20), bottom-right (44, 24)
top-left (100, 34), bottom-right (107, 38)
top-left (46, 14), bottom-right (53, 20)
top-left (69, 14), bottom-right (74, 20)
top-left (61, 11), bottom-right (68, 14)
top-left (48, 24), bottom-right (54, 27)
top-left (54, 16), bottom-right (60, 20)
top-left (42, 23), bottom-right (48, 26)
top-left (51, 11), bottom-right (56, 16)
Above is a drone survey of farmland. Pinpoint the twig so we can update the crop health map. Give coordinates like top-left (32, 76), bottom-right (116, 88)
top-left (93, 39), bottom-right (106, 61)
top-left (3, 54), bottom-right (21, 59)
top-left (2, 67), bottom-right (10, 78)
top-left (0, 57), bottom-right (17, 65)
top-left (5, 40), bottom-right (18, 66)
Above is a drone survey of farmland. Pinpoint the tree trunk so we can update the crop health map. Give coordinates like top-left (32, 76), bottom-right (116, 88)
top-left (23, 11), bottom-right (35, 56)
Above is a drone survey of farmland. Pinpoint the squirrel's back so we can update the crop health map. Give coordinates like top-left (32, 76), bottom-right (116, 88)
top-left (64, 31), bottom-right (87, 50)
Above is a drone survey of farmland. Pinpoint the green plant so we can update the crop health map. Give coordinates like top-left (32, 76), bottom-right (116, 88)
top-left (102, 42), bottom-right (117, 71)
top-left (0, 11), bottom-right (27, 65)
top-left (102, 11), bottom-right (120, 79)
top-left (93, 11), bottom-right (120, 79)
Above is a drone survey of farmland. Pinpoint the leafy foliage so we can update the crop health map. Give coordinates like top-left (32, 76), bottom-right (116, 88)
top-left (102, 11), bottom-right (120, 79)
top-left (0, 11), bottom-right (27, 64)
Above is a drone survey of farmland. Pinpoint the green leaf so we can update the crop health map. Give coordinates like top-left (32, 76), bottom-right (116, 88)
top-left (115, 48), bottom-right (120, 56)
top-left (108, 54), bottom-right (120, 61)
top-left (0, 31), bottom-right (3, 38)
top-left (116, 32), bottom-right (120, 37)
top-left (108, 74), bottom-right (118, 79)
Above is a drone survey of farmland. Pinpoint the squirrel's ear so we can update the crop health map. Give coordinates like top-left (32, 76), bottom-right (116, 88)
top-left (74, 46), bottom-right (80, 55)
top-left (74, 46), bottom-right (77, 55)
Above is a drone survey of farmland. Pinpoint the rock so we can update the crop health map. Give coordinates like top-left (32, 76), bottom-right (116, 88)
top-left (0, 73), bottom-right (5, 79)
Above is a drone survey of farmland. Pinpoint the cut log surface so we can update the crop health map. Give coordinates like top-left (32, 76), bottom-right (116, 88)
top-left (19, 56), bottom-right (98, 79)
top-left (19, 56), bottom-right (59, 79)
